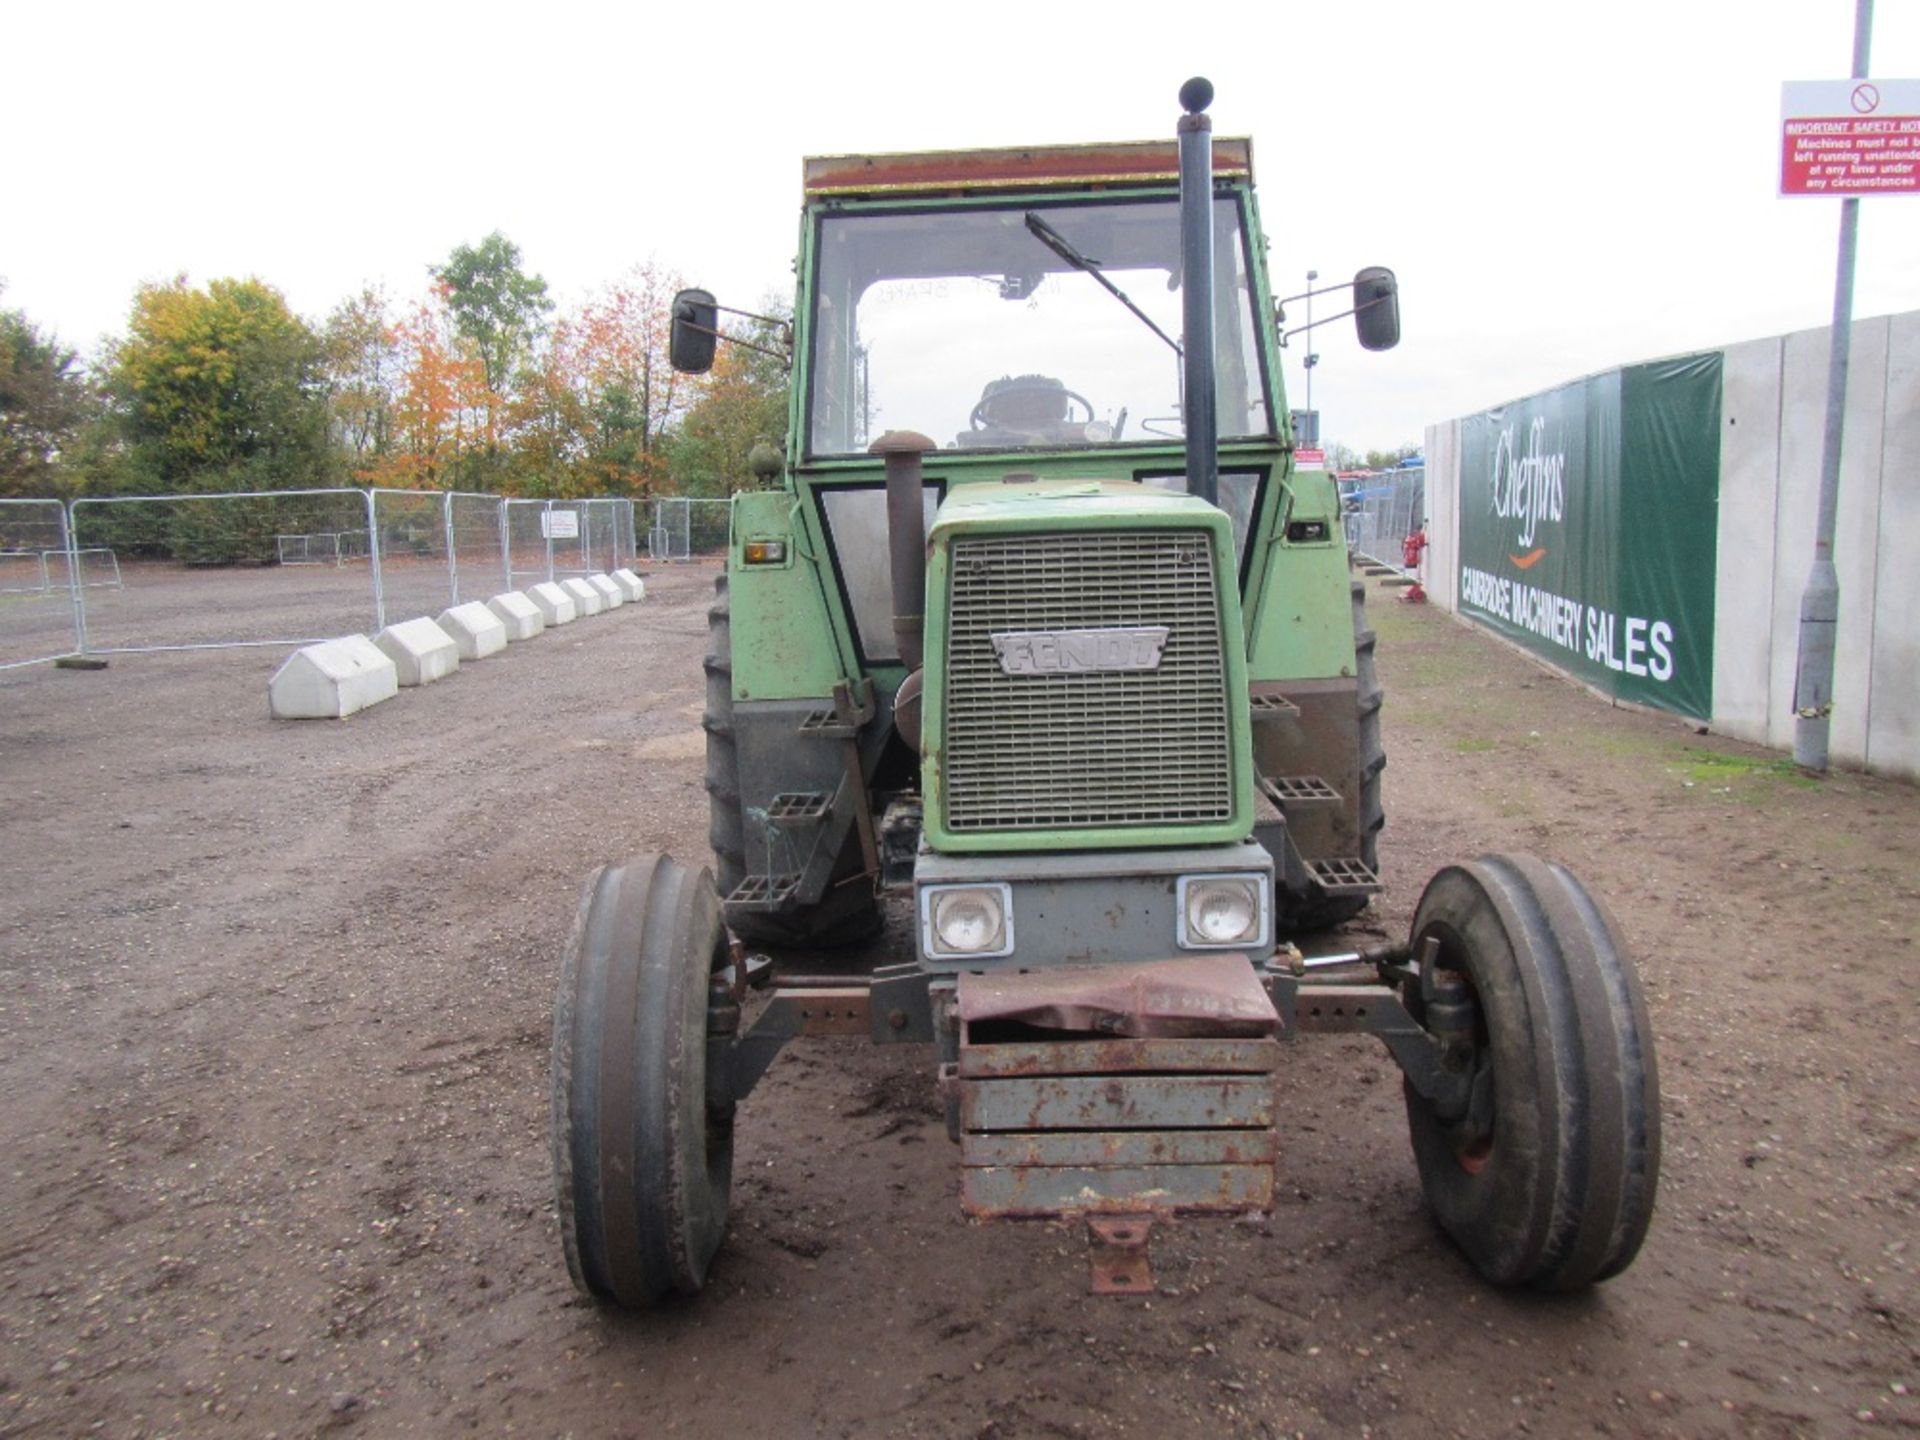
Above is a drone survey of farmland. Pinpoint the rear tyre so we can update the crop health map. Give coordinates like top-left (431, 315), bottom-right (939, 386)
top-left (552, 853), bottom-right (734, 1306)
top-left (1274, 579), bottom-right (1386, 934)
top-left (1402, 855), bottom-right (1660, 1290)
top-left (704, 575), bottom-right (881, 949)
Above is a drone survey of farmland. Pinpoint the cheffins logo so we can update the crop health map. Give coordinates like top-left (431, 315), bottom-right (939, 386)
top-left (1488, 417), bottom-right (1566, 569)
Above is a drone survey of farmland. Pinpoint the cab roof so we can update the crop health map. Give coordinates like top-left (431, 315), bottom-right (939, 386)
top-left (802, 137), bottom-right (1254, 199)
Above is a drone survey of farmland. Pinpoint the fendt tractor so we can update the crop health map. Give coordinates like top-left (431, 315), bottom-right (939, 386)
top-left (551, 80), bottom-right (1660, 1304)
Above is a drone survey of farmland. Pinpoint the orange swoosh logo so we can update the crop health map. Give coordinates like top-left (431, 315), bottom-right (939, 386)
top-left (1509, 548), bottom-right (1547, 570)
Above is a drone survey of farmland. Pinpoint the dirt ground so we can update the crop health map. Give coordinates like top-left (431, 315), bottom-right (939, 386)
top-left (1, 561), bottom-right (1915, 1440)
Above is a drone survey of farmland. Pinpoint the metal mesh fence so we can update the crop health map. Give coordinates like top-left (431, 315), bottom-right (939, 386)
top-left (1347, 467), bottom-right (1426, 572)
top-left (545, 500), bottom-right (591, 577)
top-left (447, 492), bottom-right (509, 608)
top-left (0, 500), bottom-right (79, 669)
top-left (3, 486), bottom-right (643, 668)
top-left (367, 489), bottom-right (449, 631)
top-left (647, 497), bottom-right (732, 561)
top-left (504, 499), bottom-right (553, 590)
top-left (68, 490), bottom-right (377, 652)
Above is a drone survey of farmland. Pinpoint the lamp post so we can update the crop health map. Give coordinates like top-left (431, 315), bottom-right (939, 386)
top-left (1304, 269), bottom-right (1319, 444)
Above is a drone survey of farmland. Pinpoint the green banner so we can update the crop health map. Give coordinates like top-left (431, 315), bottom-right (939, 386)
top-left (1456, 353), bottom-right (1720, 719)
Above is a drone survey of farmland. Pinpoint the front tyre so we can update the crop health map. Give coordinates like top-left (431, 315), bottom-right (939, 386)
top-left (552, 853), bottom-right (734, 1306)
top-left (1403, 855), bottom-right (1660, 1290)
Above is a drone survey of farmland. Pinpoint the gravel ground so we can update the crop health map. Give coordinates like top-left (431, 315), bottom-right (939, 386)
top-left (0, 560), bottom-right (1915, 1440)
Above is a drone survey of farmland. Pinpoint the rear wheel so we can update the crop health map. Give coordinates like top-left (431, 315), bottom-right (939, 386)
top-left (704, 575), bottom-right (881, 949)
top-left (552, 853), bottom-right (734, 1306)
top-left (1402, 855), bottom-right (1660, 1290)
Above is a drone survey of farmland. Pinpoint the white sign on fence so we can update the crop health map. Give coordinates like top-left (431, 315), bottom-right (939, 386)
top-left (541, 510), bottom-right (580, 540)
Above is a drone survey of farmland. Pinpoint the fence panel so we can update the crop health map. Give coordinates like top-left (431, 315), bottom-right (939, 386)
top-left (68, 490), bottom-right (376, 653)
top-left (368, 489), bottom-right (458, 630)
top-left (447, 492), bottom-right (508, 607)
top-left (647, 497), bottom-right (733, 562)
top-left (0, 500), bottom-right (79, 670)
top-left (1351, 467), bottom-right (1425, 572)
top-left (648, 498), bottom-right (688, 561)
top-left (688, 498), bottom-right (731, 557)
top-left (504, 499), bottom-right (553, 590)
top-left (577, 498), bottom-right (618, 575)
top-left (546, 500), bottom-right (591, 577)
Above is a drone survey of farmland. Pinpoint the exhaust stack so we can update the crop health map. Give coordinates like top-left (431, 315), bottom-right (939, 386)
top-left (1177, 76), bottom-right (1218, 509)
top-left (870, 429), bottom-right (934, 671)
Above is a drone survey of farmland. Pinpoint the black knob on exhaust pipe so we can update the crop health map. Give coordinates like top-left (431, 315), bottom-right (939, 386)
top-left (1179, 76), bottom-right (1213, 114)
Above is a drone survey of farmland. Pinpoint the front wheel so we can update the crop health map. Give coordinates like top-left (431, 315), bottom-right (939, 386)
top-left (552, 853), bottom-right (734, 1306)
top-left (1403, 855), bottom-right (1660, 1291)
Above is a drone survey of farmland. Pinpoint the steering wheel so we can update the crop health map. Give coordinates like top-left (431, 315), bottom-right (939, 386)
top-left (968, 382), bottom-right (1097, 431)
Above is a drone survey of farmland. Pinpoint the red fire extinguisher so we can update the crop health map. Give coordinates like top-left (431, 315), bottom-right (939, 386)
top-left (1401, 526), bottom-right (1428, 604)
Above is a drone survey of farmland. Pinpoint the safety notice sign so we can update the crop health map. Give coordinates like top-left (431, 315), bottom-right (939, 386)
top-left (1781, 79), bottom-right (1920, 197)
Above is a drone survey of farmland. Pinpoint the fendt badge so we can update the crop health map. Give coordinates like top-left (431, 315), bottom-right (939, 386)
top-left (990, 626), bottom-right (1171, 676)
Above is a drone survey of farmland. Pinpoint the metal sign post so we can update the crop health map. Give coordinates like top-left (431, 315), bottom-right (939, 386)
top-left (1779, 0), bottom-right (1914, 770)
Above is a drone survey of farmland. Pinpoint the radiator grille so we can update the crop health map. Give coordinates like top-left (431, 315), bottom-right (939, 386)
top-left (941, 529), bottom-right (1234, 833)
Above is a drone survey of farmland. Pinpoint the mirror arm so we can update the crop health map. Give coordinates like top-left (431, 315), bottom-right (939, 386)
top-left (1273, 279), bottom-right (1362, 308)
top-left (677, 320), bottom-right (792, 364)
top-left (710, 303), bottom-right (795, 351)
top-left (1280, 292), bottom-right (1394, 345)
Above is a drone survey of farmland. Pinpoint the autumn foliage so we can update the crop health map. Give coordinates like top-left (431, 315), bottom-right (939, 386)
top-left (11, 236), bottom-right (789, 504)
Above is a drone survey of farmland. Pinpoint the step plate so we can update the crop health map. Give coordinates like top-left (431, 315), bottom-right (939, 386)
top-left (726, 873), bottom-right (802, 909)
top-left (1309, 856), bottom-right (1382, 895)
top-left (1248, 693), bottom-right (1302, 719)
top-left (766, 791), bottom-right (831, 825)
top-left (1260, 774), bottom-right (1342, 806)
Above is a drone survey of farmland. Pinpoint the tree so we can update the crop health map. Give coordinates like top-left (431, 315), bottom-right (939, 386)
top-left (1325, 441), bottom-right (1365, 474)
top-left (323, 287), bottom-right (399, 477)
top-left (0, 288), bottom-right (91, 498)
top-left (107, 276), bottom-right (337, 493)
top-left (370, 297), bottom-right (490, 491)
top-left (1364, 444), bottom-right (1422, 471)
top-left (561, 261), bottom-right (696, 496)
top-left (432, 232), bottom-right (550, 452)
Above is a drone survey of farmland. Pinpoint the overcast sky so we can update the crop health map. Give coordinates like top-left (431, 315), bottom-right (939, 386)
top-left (8, 0), bottom-right (1918, 453)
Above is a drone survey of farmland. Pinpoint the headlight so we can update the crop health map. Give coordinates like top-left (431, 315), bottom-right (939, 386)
top-left (1178, 875), bottom-right (1267, 948)
top-left (922, 884), bottom-right (1014, 959)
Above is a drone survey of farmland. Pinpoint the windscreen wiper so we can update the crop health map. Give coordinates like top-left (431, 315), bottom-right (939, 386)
top-left (1024, 212), bottom-right (1182, 357)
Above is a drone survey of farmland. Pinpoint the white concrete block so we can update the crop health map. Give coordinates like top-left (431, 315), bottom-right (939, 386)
top-left (562, 577), bottom-right (605, 616)
top-left (437, 601), bottom-right (509, 660)
top-left (529, 582), bottom-right (578, 625)
top-left (612, 568), bottom-right (646, 602)
top-left (374, 617), bottom-right (461, 686)
top-left (269, 635), bottom-right (398, 720)
top-left (586, 573), bottom-right (625, 608)
top-left (487, 590), bottom-right (545, 640)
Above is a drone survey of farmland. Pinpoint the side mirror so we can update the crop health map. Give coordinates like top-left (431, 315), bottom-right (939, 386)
top-left (1353, 267), bottom-right (1400, 352)
top-left (670, 289), bottom-right (718, 374)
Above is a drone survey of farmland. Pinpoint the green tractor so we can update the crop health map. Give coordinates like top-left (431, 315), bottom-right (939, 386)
top-left (552, 79), bottom-right (1659, 1305)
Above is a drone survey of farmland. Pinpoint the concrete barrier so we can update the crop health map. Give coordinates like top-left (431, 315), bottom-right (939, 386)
top-left (611, 568), bottom-right (646, 602)
top-left (586, 573), bottom-right (625, 609)
top-left (375, 617), bottom-right (461, 686)
top-left (529, 582), bottom-right (579, 626)
top-left (487, 590), bottom-right (546, 641)
top-left (437, 601), bottom-right (509, 660)
top-left (268, 635), bottom-right (398, 720)
top-left (562, 577), bottom-right (605, 616)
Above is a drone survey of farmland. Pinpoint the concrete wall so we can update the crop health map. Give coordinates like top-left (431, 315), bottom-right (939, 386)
top-left (1423, 307), bottom-right (1918, 783)
top-left (1423, 418), bottom-right (1463, 613)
